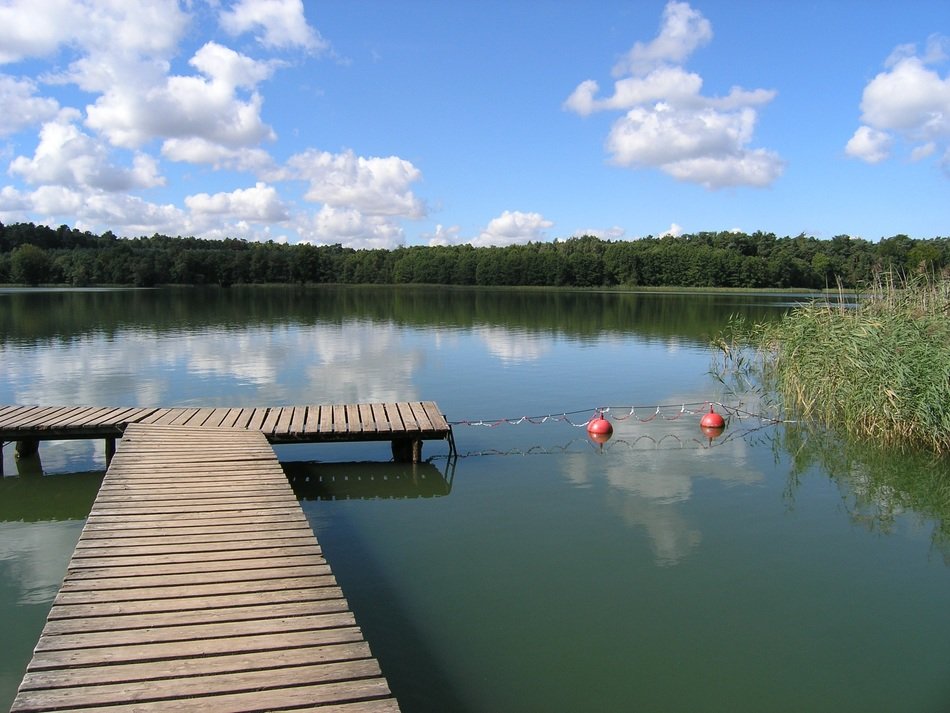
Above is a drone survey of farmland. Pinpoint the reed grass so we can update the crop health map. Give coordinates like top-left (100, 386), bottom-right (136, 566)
top-left (717, 274), bottom-right (950, 455)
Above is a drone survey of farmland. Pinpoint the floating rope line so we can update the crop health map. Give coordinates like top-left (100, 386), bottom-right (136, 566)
top-left (432, 422), bottom-right (779, 460)
top-left (449, 401), bottom-right (794, 429)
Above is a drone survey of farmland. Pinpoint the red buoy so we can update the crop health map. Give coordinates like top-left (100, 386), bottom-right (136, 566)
top-left (700, 406), bottom-right (725, 430)
top-left (587, 414), bottom-right (613, 437)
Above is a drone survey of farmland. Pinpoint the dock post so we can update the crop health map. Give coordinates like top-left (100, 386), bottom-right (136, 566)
top-left (15, 438), bottom-right (39, 459)
top-left (105, 437), bottom-right (116, 465)
top-left (391, 437), bottom-right (422, 464)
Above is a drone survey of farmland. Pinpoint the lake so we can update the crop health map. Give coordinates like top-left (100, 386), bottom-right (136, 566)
top-left (2, 286), bottom-right (949, 712)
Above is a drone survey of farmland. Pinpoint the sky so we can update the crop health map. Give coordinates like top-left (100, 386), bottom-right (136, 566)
top-left (0, 0), bottom-right (948, 249)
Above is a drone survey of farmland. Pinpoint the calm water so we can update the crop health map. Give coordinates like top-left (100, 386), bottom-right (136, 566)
top-left (2, 287), bottom-right (949, 712)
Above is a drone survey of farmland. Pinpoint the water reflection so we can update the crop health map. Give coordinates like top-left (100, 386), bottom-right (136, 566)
top-left (285, 461), bottom-right (455, 500)
top-left (1, 321), bottom-right (424, 408)
top-left (779, 424), bottom-right (950, 563)
top-left (0, 470), bottom-right (103, 522)
top-left (0, 521), bottom-right (85, 605)
top-left (475, 326), bottom-right (550, 364)
top-left (0, 286), bottom-right (805, 347)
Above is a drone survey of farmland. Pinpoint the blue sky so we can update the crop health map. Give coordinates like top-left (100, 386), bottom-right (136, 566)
top-left (1, 0), bottom-right (948, 248)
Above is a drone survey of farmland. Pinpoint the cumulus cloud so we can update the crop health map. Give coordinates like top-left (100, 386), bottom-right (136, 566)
top-left (613, 0), bottom-right (712, 76)
top-left (471, 210), bottom-right (553, 248)
top-left (288, 149), bottom-right (426, 218)
top-left (185, 183), bottom-right (289, 222)
top-left (86, 42), bottom-right (278, 150)
top-left (10, 111), bottom-right (164, 191)
top-left (564, 1), bottom-right (783, 189)
top-left (424, 223), bottom-right (464, 246)
top-left (572, 226), bottom-right (627, 240)
top-left (0, 75), bottom-right (60, 135)
top-left (847, 37), bottom-right (950, 170)
top-left (0, 0), bottom-right (88, 63)
top-left (220, 0), bottom-right (328, 52)
top-left (0, 0), bottom-right (188, 66)
top-left (845, 125), bottom-right (892, 164)
top-left (161, 137), bottom-right (276, 172)
top-left (296, 205), bottom-right (405, 249)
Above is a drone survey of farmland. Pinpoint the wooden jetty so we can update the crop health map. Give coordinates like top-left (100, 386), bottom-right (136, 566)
top-left (0, 401), bottom-right (454, 468)
top-left (11, 423), bottom-right (400, 712)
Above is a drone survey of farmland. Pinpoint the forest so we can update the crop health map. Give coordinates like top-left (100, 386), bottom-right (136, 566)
top-left (1, 221), bottom-right (947, 289)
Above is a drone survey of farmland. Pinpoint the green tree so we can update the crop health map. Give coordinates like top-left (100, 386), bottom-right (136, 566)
top-left (10, 244), bottom-right (53, 285)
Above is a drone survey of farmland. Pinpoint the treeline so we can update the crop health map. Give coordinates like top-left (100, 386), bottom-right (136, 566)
top-left (1, 221), bottom-right (948, 289)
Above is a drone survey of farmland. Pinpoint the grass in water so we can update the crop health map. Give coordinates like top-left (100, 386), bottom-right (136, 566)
top-left (716, 274), bottom-right (950, 455)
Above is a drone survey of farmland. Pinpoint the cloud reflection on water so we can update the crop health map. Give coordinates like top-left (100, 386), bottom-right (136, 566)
top-left (2, 321), bottom-right (422, 408)
top-left (563, 398), bottom-right (766, 568)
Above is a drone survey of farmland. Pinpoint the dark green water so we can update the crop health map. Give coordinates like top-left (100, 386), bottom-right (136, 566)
top-left (2, 287), bottom-right (948, 712)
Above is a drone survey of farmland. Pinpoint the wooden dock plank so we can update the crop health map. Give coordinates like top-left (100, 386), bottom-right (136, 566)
top-left (290, 405), bottom-right (307, 435)
top-left (409, 401), bottom-right (434, 432)
top-left (19, 406), bottom-right (85, 429)
top-left (78, 406), bottom-right (144, 428)
top-left (14, 677), bottom-right (394, 713)
top-left (47, 588), bottom-right (347, 623)
top-left (63, 406), bottom-right (114, 428)
top-left (304, 404), bottom-right (322, 433)
top-left (54, 574), bottom-right (340, 606)
top-left (345, 404), bottom-right (363, 433)
top-left (133, 407), bottom-right (172, 425)
top-left (12, 423), bottom-right (400, 712)
top-left (261, 406), bottom-right (284, 434)
top-left (319, 404), bottom-right (334, 434)
top-left (39, 406), bottom-right (96, 431)
top-left (276, 405), bottom-right (295, 434)
top-left (358, 403), bottom-right (376, 435)
top-left (371, 403), bottom-right (392, 433)
top-left (41, 598), bottom-right (350, 635)
top-left (17, 640), bottom-right (372, 687)
top-left (385, 402), bottom-right (405, 431)
top-left (246, 407), bottom-right (269, 431)
top-left (396, 402), bottom-right (419, 431)
top-left (333, 404), bottom-right (348, 433)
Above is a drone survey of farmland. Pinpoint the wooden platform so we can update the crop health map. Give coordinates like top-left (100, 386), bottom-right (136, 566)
top-left (0, 401), bottom-right (454, 466)
top-left (11, 423), bottom-right (400, 712)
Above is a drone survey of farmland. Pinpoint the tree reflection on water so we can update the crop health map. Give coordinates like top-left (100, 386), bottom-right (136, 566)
top-left (778, 423), bottom-right (950, 563)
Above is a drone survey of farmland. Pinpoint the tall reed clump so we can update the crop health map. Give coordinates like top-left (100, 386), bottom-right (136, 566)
top-left (717, 274), bottom-right (950, 455)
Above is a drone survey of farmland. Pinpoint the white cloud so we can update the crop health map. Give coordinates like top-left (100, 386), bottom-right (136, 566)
top-left (9, 111), bottom-right (164, 191)
top-left (0, 0), bottom-right (188, 66)
top-left (662, 223), bottom-right (683, 237)
top-left (471, 210), bottom-right (553, 248)
top-left (845, 125), bottom-right (892, 164)
top-left (161, 137), bottom-right (276, 172)
top-left (910, 142), bottom-right (936, 161)
top-left (85, 42), bottom-right (278, 150)
top-left (0, 0), bottom-right (85, 63)
top-left (75, 193), bottom-right (185, 235)
top-left (29, 185), bottom-right (85, 214)
top-left (572, 226), bottom-right (627, 240)
top-left (296, 205), bottom-right (405, 249)
top-left (185, 182), bottom-right (289, 222)
top-left (288, 149), bottom-right (426, 218)
top-left (564, 1), bottom-right (782, 189)
top-left (611, 0), bottom-right (712, 76)
top-left (0, 75), bottom-right (60, 135)
top-left (220, 0), bottom-right (328, 52)
top-left (0, 185), bottom-right (30, 213)
top-left (424, 223), bottom-right (463, 246)
top-left (848, 38), bottom-right (950, 169)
